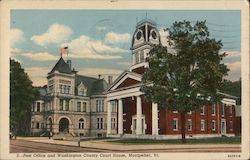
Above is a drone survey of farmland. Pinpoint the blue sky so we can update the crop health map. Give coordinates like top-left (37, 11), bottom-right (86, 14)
top-left (10, 10), bottom-right (241, 86)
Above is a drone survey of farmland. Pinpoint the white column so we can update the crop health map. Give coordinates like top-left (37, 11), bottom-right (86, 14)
top-left (152, 102), bottom-right (159, 135)
top-left (136, 96), bottom-right (142, 135)
top-left (34, 102), bottom-right (37, 112)
top-left (118, 99), bottom-right (123, 135)
top-left (107, 101), bottom-right (112, 135)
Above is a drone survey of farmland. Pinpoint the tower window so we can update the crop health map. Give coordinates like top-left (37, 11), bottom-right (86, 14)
top-left (136, 31), bottom-right (142, 40)
top-left (152, 31), bottom-right (157, 39)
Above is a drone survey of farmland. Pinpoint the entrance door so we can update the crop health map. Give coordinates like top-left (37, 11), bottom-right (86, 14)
top-left (59, 118), bottom-right (69, 133)
top-left (221, 120), bottom-right (226, 135)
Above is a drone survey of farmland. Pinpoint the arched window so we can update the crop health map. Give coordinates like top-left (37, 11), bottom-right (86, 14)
top-left (79, 118), bottom-right (84, 129)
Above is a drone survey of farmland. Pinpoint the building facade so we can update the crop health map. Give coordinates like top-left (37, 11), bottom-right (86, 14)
top-left (31, 18), bottom-right (239, 139)
top-left (31, 58), bottom-right (117, 138)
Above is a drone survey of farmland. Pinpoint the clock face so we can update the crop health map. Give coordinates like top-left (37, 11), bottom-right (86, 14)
top-left (136, 31), bottom-right (142, 40)
top-left (151, 31), bottom-right (157, 39)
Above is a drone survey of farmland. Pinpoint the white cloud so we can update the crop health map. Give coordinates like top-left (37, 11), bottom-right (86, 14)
top-left (10, 28), bottom-right (24, 47)
top-left (10, 47), bottom-right (23, 55)
top-left (22, 52), bottom-right (59, 61)
top-left (225, 61), bottom-right (241, 81)
top-left (25, 67), bottom-right (50, 86)
top-left (104, 32), bottom-right (131, 44)
top-left (222, 50), bottom-right (241, 58)
top-left (31, 23), bottom-right (73, 47)
top-left (158, 28), bottom-right (169, 47)
top-left (117, 62), bottom-right (131, 66)
top-left (63, 35), bottom-right (128, 59)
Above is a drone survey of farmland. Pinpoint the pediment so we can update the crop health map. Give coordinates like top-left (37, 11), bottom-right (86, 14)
top-left (108, 71), bottom-right (142, 91)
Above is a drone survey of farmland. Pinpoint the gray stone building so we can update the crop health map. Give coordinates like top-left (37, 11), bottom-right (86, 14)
top-left (31, 57), bottom-right (117, 138)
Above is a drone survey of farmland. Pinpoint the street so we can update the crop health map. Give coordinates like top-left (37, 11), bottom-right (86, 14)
top-left (10, 138), bottom-right (241, 153)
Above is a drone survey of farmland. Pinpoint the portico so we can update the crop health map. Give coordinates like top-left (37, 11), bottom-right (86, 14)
top-left (106, 84), bottom-right (159, 137)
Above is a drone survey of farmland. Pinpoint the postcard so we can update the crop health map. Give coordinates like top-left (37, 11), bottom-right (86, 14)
top-left (0, 0), bottom-right (249, 160)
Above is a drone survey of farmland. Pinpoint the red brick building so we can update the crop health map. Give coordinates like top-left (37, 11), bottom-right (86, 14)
top-left (106, 18), bottom-right (238, 139)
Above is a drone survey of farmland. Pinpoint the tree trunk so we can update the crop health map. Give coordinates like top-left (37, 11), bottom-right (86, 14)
top-left (180, 111), bottom-right (186, 143)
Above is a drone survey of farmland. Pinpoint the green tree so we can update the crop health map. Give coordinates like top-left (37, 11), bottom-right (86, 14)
top-left (10, 59), bottom-right (39, 135)
top-left (221, 79), bottom-right (241, 105)
top-left (141, 20), bottom-right (228, 143)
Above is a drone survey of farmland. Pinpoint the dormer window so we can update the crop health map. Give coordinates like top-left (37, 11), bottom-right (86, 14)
top-left (78, 82), bottom-right (87, 96)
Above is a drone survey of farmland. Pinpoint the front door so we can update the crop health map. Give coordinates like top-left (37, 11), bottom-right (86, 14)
top-left (59, 118), bottom-right (69, 133)
top-left (131, 115), bottom-right (145, 134)
top-left (221, 120), bottom-right (226, 135)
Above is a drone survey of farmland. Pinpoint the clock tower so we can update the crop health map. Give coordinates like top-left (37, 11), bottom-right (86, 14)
top-left (130, 18), bottom-right (161, 74)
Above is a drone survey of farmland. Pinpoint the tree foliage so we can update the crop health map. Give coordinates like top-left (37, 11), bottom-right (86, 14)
top-left (141, 20), bottom-right (228, 143)
top-left (221, 79), bottom-right (241, 105)
top-left (10, 59), bottom-right (39, 135)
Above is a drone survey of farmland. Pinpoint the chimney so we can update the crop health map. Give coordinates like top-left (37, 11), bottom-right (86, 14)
top-left (108, 75), bottom-right (113, 84)
top-left (66, 60), bottom-right (72, 69)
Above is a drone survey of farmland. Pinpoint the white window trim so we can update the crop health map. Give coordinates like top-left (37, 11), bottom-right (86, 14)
top-left (188, 119), bottom-right (192, 131)
top-left (221, 105), bottom-right (225, 117)
top-left (212, 120), bottom-right (216, 131)
top-left (201, 119), bottom-right (205, 131)
top-left (200, 106), bottom-right (205, 115)
top-left (172, 109), bottom-right (178, 113)
top-left (173, 118), bottom-right (178, 131)
top-left (212, 104), bottom-right (216, 116)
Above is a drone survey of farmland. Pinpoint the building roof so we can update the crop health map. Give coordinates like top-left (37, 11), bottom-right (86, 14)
top-left (75, 75), bottom-right (108, 96)
top-left (49, 57), bottom-right (72, 74)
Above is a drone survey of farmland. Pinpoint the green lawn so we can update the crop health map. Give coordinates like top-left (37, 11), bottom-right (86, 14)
top-left (107, 137), bottom-right (241, 145)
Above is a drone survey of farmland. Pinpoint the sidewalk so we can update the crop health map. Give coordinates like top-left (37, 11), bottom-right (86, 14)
top-left (17, 137), bottom-right (241, 152)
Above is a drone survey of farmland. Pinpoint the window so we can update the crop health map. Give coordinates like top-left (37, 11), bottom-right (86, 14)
top-left (65, 100), bottom-right (69, 111)
top-left (200, 106), bottom-right (205, 115)
top-left (200, 120), bottom-right (205, 131)
top-left (229, 121), bottom-right (233, 131)
top-left (37, 102), bottom-right (40, 112)
top-left (221, 105), bottom-right (225, 117)
top-left (188, 119), bottom-right (192, 131)
top-left (212, 104), bottom-right (216, 116)
top-left (59, 99), bottom-right (63, 110)
top-left (49, 85), bottom-right (54, 93)
top-left (111, 101), bottom-right (117, 112)
top-left (42, 103), bottom-right (45, 111)
top-left (79, 133), bottom-right (84, 137)
top-left (111, 118), bottom-right (116, 129)
top-left (82, 102), bottom-right (86, 112)
top-left (36, 122), bottom-right (39, 129)
top-left (229, 106), bottom-right (233, 115)
top-left (79, 118), bottom-right (84, 129)
top-left (59, 84), bottom-right (71, 94)
top-left (173, 119), bottom-right (178, 131)
top-left (188, 111), bottom-right (192, 115)
top-left (139, 51), bottom-right (144, 63)
top-left (96, 100), bottom-right (104, 112)
top-left (77, 102), bottom-right (81, 112)
top-left (135, 52), bottom-right (139, 64)
top-left (97, 118), bottom-right (103, 129)
top-left (41, 123), bottom-right (44, 128)
top-left (212, 120), bottom-right (216, 131)
top-left (172, 109), bottom-right (178, 113)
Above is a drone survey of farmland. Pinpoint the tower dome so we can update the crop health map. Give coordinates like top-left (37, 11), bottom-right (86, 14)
top-left (130, 18), bottom-right (161, 74)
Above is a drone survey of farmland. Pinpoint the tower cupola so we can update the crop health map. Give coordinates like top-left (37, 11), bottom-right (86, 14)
top-left (130, 18), bottom-right (161, 74)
